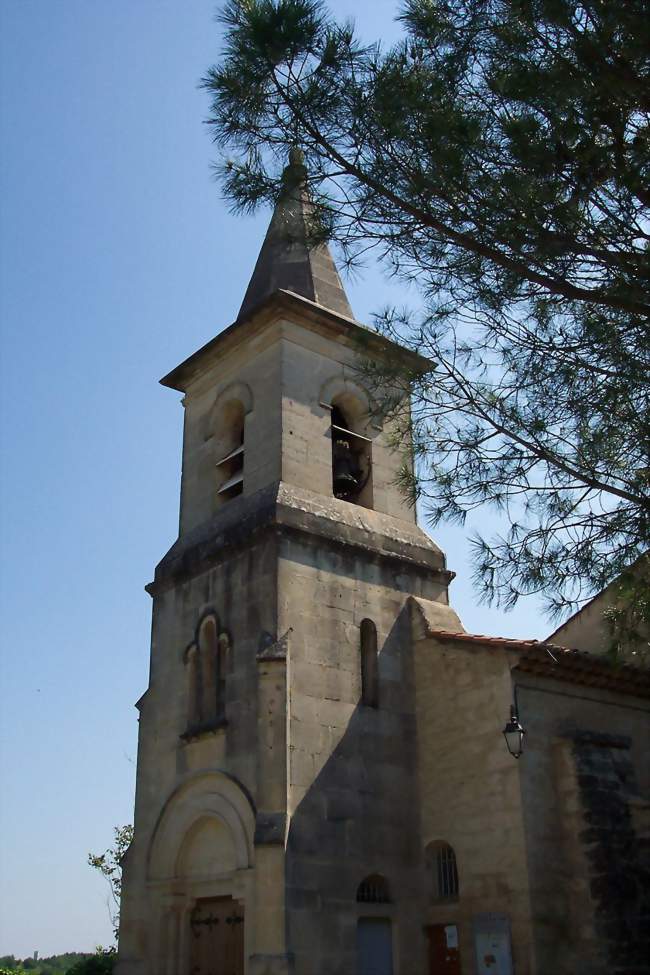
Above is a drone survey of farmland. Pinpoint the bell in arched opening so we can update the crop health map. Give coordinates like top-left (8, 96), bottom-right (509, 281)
top-left (331, 405), bottom-right (367, 501)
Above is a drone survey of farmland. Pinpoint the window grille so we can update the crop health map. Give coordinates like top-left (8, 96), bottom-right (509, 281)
top-left (435, 844), bottom-right (459, 900)
top-left (356, 875), bottom-right (390, 904)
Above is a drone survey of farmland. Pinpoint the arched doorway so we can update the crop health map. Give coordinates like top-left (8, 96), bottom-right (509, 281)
top-left (147, 771), bottom-right (255, 975)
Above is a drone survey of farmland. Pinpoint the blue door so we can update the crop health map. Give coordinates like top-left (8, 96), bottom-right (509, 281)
top-left (357, 917), bottom-right (394, 975)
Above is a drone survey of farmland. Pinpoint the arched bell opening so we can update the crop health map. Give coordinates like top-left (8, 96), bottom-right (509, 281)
top-left (330, 395), bottom-right (373, 508)
top-left (214, 398), bottom-right (245, 505)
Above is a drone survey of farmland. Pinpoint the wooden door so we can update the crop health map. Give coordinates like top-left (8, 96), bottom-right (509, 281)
top-left (190, 896), bottom-right (244, 975)
top-left (427, 924), bottom-right (461, 975)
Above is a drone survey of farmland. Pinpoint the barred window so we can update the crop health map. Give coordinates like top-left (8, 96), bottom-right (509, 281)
top-left (356, 875), bottom-right (391, 904)
top-left (426, 842), bottom-right (459, 901)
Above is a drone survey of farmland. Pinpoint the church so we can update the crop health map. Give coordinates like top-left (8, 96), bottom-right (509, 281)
top-left (115, 151), bottom-right (650, 975)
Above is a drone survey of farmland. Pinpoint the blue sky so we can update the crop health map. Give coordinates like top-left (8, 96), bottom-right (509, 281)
top-left (0, 1), bottom-right (549, 958)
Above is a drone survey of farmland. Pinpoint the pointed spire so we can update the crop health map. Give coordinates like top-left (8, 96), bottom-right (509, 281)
top-left (237, 149), bottom-right (354, 322)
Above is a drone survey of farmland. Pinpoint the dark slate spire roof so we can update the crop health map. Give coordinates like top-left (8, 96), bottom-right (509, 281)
top-left (238, 149), bottom-right (354, 322)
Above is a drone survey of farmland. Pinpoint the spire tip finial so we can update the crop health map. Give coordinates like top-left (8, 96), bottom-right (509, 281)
top-left (282, 146), bottom-right (307, 187)
top-left (289, 146), bottom-right (305, 167)
top-left (237, 142), bottom-right (354, 321)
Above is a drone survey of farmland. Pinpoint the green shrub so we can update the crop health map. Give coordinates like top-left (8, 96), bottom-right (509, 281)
top-left (65, 950), bottom-right (115, 975)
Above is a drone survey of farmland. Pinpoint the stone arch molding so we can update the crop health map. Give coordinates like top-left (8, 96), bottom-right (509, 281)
top-left (204, 380), bottom-right (254, 442)
top-left (147, 770), bottom-right (255, 882)
top-left (319, 375), bottom-right (382, 431)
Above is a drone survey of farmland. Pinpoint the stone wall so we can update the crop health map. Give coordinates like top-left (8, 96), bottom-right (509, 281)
top-left (547, 558), bottom-right (649, 658)
top-left (547, 589), bottom-right (617, 657)
top-left (117, 523), bottom-right (282, 973)
top-left (280, 529), bottom-right (448, 975)
top-left (178, 314), bottom-right (422, 538)
top-left (278, 320), bottom-right (416, 522)
top-left (516, 676), bottom-right (650, 975)
top-left (572, 733), bottom-right (650, 974)
top-left (413, 632), bottom-right (534, 975)
top-left (179, 330), bottom-right (283, 535)
top-left (413, 634), bottom-right (650, 975)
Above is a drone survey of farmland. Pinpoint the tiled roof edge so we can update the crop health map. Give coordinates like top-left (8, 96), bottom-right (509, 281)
top-left (425, 628), bottom-right (650, 698)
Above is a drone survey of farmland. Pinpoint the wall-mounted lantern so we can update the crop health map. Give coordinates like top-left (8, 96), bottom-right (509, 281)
top-left (503, 706), bottom-right (525, 759)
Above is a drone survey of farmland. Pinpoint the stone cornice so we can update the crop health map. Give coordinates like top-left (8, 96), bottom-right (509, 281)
top-left (146, 482), bottom-right (451, 596)
top-left (159, 290), bottom-right (432, 393)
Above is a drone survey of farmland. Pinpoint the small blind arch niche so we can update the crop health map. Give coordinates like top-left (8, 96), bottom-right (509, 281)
top-left (182, 612), bottom-right (231, 739)
top-left (426, 841), bottom-right (459, 901)
top-left (321, 378), bottom-right (376, 509)
top-left (360, 619), bottom-right (379, 709)
top-left (356, 874), bottom-right (391, 904)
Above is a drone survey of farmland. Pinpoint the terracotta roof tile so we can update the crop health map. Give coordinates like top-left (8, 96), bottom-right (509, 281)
top-left (426, 629), bottom-right (650, 699)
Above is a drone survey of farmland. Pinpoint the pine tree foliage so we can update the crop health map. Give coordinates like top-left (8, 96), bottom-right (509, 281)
top-left (202, 0), bottom-right (649, 622)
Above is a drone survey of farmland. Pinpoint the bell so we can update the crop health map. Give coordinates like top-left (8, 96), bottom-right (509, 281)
top-left (332, 435), bottom-right (362, 499)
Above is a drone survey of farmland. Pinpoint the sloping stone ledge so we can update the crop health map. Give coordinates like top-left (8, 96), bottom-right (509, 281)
top-left (147, 481), bottom-right (451, 595)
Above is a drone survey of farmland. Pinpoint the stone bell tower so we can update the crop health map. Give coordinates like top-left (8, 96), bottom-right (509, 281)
top-left (116, 151), bottom-right (459, 975)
